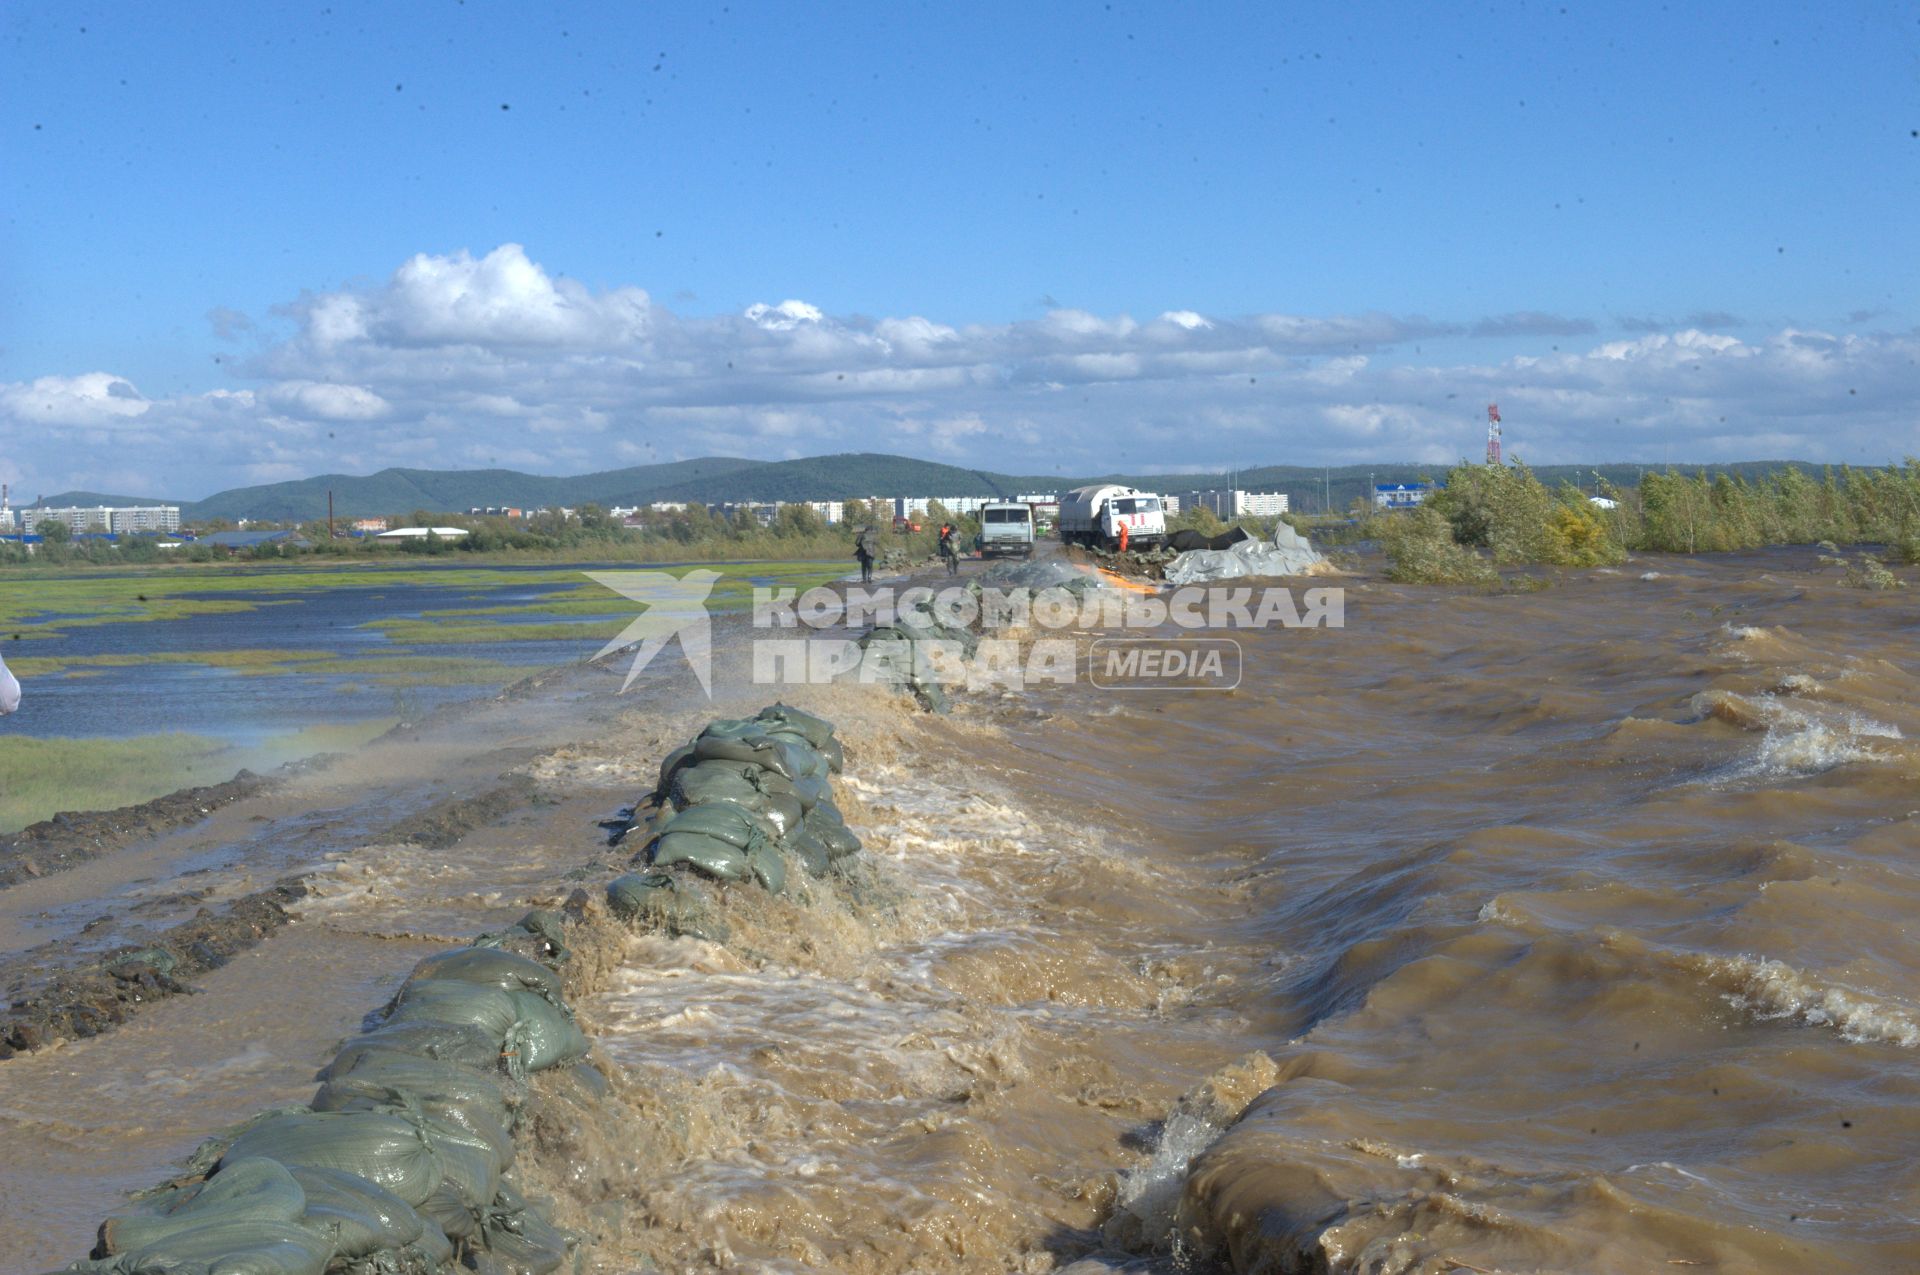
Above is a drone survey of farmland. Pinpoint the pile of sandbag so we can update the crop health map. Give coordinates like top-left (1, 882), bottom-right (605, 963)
top-left (1163, 520), bottom-right (1324, 584)
top-left (52, 919), bottom-right (590, 1275)
top-left (858, 610), bottom-right (980, 714)
top-left (606, 703), bottom-right (861, 929)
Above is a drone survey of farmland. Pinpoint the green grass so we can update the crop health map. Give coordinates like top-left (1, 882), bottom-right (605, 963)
top-left (0, 558), bottom-right (850, 642)
top-left (354, 560), bottom-right (848, 646)
top-left (0, 720), bottom-right (394, 834)
top-left (6, 649), bottom-right (338, 678)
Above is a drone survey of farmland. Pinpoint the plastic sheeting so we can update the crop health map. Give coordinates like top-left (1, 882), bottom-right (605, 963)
top-left (1163, 521), bottom-right (1325, 584)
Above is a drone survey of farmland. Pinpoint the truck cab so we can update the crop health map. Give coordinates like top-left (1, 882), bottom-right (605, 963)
top-left (977, 502), bottom-right (1036, 557)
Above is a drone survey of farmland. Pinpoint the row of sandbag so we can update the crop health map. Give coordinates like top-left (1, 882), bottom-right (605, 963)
top-left (50, 914), bottom-right (592, 1275)
top-left (606, 703), bottom-right (861, 928)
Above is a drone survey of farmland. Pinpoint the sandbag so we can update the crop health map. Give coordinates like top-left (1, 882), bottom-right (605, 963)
top-left (415, 1180), bottom-right (480, 1242)
top-left (220, 1111), bottom-right (445, 1207)
top-left (691, 733), bottom-right (809, 779)
top-left (406, 948), bottom-right (564, 1004)
top-left (659, 802), bottom-right (774, 851)
top-left (315, 1051), bottom-right (514, 1134)
top-left (697, 717), bottom-right (766, 740)
top-left (647, 832), bottom-right (752, 882)
top-left (477, 1187), bottom-right (571, 1275)
top-left (817, 735), bottom-right (845, 774)
top-left (287, 1165), bottom-right (424, 1261)
top-left (654, 743), bottom-right (696, 795)
top-left (503, 988), bottom-right (589, 1072)
top-left (605, 872), bottom-right (674, 921)
top-left (782, 825), bottom-right (832, 877)
top-left (758, 791), bottom-right (805, 838)
top-left (384, 980), bottom-right (523, 1045)
top-left (82, 1217), bottom-right (335, 1275)
top-left (804, 805), bottom-right (863, 861)
top-left (669, 762), bottom-right (772, 812)
top-left (97, 1157), bottom-right (305, 1257)
top-left (322, 1021), bottom-right (504, 1079)
top-left (789, 773), bottom-right (829, 811)
top-left (746, 843), bottom-right (788, 896)
top-left (605, 873), bottom-right (729, 943)
top-left (754, 703), bottom-right (835, 748)
top-left (417, 1126), bottom-right (501, 1213)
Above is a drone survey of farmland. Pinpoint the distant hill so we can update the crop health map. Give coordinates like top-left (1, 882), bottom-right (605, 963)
top-left (27, 489), bottom-right (179, 509)
top-left (185, 458), bottom-right (767, 521)
top-left (650, 453), bottom-right (1022, 504)
top-left (64, 453), bottom-right (1832, 524)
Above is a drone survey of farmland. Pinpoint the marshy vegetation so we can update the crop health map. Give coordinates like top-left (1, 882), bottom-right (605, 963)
top-left (1341, 460), bottom-right (1920, 584)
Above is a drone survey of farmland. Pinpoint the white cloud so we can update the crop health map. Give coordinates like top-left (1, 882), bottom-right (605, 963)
top-left (5, 244), bottom-right (1918, 496)
top-left (263, 381), bottom-right (391, 421)
top-left (1159, 310), bottom-right (1213, 331)
top-left (745, 299), bottom-right (825, 330)
top-left (0, 373), bottom-right (151, 427)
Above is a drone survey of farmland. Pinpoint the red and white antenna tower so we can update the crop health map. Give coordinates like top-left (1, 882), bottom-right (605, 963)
top-left (1485, 403), bottom-right (1503, 466)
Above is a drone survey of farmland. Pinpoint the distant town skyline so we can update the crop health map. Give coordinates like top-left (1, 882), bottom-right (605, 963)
top-left (4, 2), bottom-right (1914, 499)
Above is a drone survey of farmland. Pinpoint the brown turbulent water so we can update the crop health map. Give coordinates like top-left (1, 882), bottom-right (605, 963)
top-left (1, 548), bottom-right (1916, 1273)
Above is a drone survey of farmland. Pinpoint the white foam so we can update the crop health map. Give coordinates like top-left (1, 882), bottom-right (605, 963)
top-left (1706, 955), bottom-right (1920, 1048)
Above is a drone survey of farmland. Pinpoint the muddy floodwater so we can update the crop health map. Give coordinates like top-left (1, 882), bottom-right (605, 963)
top-left (1, 549), bottom-right (1916, 1273)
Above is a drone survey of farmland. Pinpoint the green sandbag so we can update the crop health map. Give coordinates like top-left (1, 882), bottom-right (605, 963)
top-left (513, 909), bottom-right (571, 960)
top-left (789, 773), bottom-right (828, 811)
top-left (479, 1187), bottom-right (571, 1275)
top-left (691, 732), bottom-right (810, 779)
top-left (418, 1128), bottom-right (500, 1214)
top-left (407, 948), bottom-right (563, 1003)
top-left (647, 831), bottom-right (751, 882)
top-left (340, 1218), bottom-right (451, 1275)
top-left (670, 762), bottom-right (771, 812)
top-left (761, 732), bottom-right (830, 780)
top-left (679, 757), bottom-right (798, 795)
top-left (759, 791), bottom-right (804, 838)
top-left (384, 980), bottom-right (522, 1044)
top-left (606, 873), bottom-right (730, 943)
top-left (322, 1021), bottom-right (504, 1079)
top-left (659, 801), bottom-right (774, 851)
top-left (783, 825), bottom-right (832, 877)
top-left (220, 1111), bottom-right (445, 1207)
top-left (315, 1051), bottom-right (513, 1133)
top-left (817, 735), bottom-right (845, 774)
top-left (311, 1085), bottom-right (514, 1183)
top-left (503, 988), bottom-right (589, 1072)
top-left (605, 872), bottom-right (674, 921)
top-left (97, 1157), bottom-right (305, 1257)
top-left (804, 805), bottom-right (863, 860)
top-left (754, 702), bottom-right (835, 748)
top-left (746, 842), bottom-right (788, 896)
top-left (287, 1165), bottom-right (424, 1261)
top-left (654, 742), bottom-right (696, 795)
top-left (415, 1180), bottom-right (480, 1242)
top-left (81, 1217), bottom-right (335, 1275)
top-left (698, 717), bottom-right (769, 740)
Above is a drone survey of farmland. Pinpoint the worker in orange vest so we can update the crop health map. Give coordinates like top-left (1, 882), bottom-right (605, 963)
top-left (1117, 520), bottom-right (1130, 554)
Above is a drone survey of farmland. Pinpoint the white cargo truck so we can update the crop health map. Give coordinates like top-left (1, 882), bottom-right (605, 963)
top-left (976, 501), bottom-right (1037, 557)
top-left (1058, 484), bottom-right (1168, 551)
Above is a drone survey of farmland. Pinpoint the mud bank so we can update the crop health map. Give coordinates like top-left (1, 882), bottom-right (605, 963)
top-left (1, 880), bottom-right (307, 1058)
top-left (0, 769), bottom-right (285, 888)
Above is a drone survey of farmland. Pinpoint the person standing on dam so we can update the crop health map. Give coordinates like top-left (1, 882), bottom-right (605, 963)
top-left (938, 522), bottom-right (959, 576)
top-left (854, 524), bottom-right (879, 584)
top-left (0, 651), bottom-right (19, 715)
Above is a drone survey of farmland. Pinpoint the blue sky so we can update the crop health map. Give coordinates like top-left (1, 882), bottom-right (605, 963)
top-left (3, 1), bottom-right (1915, 497)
